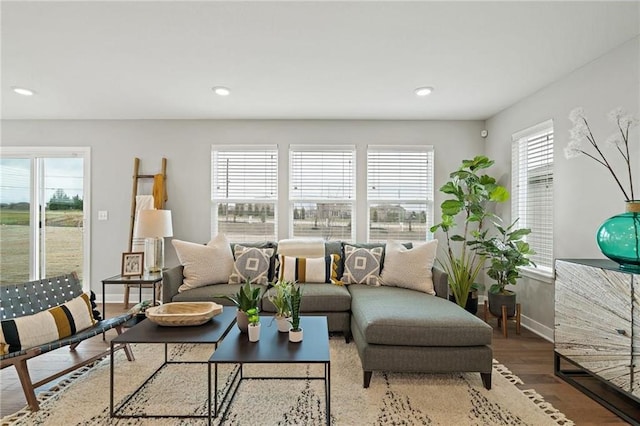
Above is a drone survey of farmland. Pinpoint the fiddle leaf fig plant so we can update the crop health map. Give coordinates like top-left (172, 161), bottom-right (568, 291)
top-left (470, 218), bottom-right (536, 295)
top-left (430, 156), bottom-right (509, 309)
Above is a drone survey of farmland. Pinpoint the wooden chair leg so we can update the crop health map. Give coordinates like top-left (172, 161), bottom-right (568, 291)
top-left (516, 303), bottom-right (522, 335)
top-left (14, 358), bottom-right (39, 411)
top-left (115, 325), bottom-right (135, 361)
top-left (501, 305), bottom-right (508, 338)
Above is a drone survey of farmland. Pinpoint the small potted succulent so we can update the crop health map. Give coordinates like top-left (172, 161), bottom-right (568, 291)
top-left (218, 280), bottom-right (262, 333)
top-left (268, 279), bottom-right (293, 332)
top-left (246, 307), bottom-right (261, 342)
top-left (288, 284), bottom-right (303, 342)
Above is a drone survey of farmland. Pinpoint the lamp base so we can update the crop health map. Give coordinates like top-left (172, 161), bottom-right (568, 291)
top-left (144, 237), bottom-right (164, 274)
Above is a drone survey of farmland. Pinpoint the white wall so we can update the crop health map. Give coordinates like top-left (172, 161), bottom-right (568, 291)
top-left (1, 119), bottom-right (485, 301)
top-left (485, 36), bottom-right (640, 339)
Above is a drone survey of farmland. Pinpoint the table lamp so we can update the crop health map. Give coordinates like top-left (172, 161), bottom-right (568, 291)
top-left (135, 209), bottom-right (173, 273)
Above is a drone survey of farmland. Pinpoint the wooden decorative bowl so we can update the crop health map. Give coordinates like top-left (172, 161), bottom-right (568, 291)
top-left (145, 302), bottom-right (223, 326)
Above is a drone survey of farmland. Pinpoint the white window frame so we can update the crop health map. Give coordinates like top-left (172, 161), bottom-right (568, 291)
top-left (289, 145), bottom-right (356, 241)
top-left (0, 146), bottom-right (91, 290)
top-left (366, 145), bottom-right (435, 242)
top-left (211, 145), bottom-right (278, 242)
top-left (512, 120), bottom-right (554, 282)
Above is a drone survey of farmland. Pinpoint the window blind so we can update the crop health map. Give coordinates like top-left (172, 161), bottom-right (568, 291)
top-left (289, 146), bottom-right (354, 201)
top-left (512, 121), bottom-right (554, 273)
top-left (211, 146), bottom-right (278, 241)
top-left (367, 146), bottom-right (434, 242)
top-left (289, 146), bottom-right (355, 241)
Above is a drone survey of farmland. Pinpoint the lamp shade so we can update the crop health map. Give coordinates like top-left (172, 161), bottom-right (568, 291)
top-left (135, 209), bottom-right (173, 238)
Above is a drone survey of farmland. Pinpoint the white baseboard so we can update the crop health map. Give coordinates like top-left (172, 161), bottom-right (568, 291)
top-left (520, 315), bottom-right (553, 342)
top-left (97, 289), bottom-right (157, 305)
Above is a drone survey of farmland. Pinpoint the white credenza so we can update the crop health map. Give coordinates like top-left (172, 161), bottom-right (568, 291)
top-left (555, 259), bottom-right (640, 423)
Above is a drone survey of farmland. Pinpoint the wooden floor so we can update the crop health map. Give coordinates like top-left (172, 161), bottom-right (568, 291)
top-left (0, 304), bottom-right (631, 425)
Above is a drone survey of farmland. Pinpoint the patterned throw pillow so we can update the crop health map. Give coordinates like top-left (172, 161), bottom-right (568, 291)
top-left (0, 293), bottom-right (96, 355)
top-left (342, 245), bottom-right (383, 286)
top-left (279, 254), bottom-right (341, 285)
top-left (229, 245), bottom-right (275, 285)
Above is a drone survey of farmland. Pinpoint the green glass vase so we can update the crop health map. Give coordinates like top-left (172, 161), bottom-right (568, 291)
top-left (596, 201), bottom-right (640, 271)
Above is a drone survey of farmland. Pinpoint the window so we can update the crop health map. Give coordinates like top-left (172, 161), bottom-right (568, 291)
top-left (367, 146), bottom-right (434, 242)
top-left (0, 148), bottom-right (90, 286)
top-left (211, 146), bottom-right (277, 241)
top-left (289, 146), bottom-right (355, 241)
top-left (512, 120), bottom-right (554, 277)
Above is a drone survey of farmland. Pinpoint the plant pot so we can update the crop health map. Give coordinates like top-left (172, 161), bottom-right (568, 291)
top-left (449, 290), bottom-right (478, 315)
top-left (236, 310), bottom-right (249, 333)
top-left (248, 323), bottom-right (261, 342)
top-left (289, 327), bottom-right (303, 342)
top-left (596, 201), bottom-right (640, 271)
top-left (488, 291), bottom-right (516, 318)
top-left (275, 315), bottom-right (291, 333)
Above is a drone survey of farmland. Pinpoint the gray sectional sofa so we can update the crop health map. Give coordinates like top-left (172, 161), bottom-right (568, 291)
top-left (161, 240), bottom-right (493, 389)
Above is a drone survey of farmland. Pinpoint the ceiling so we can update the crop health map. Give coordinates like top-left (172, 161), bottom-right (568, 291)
top-left (2, 1), bottom-right (639, 120)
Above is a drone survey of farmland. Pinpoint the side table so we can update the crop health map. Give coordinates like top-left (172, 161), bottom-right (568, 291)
top-left (101, 273), bottom-right (163, 324)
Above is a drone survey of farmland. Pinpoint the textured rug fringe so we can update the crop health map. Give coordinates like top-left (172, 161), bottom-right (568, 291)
top-left (523, 389), bottom-right (576, 426)
top-left (492, 359), bottom-right (524, 385)
top-left (492, 360), bottom-right (574, 426)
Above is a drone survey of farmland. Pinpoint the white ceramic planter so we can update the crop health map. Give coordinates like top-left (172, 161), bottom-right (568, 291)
top-left (289, 327), bottom-right (303, 343)
top-left (248, 323), bottom-right (261, 342)
top-left (276, 315), bottom-right (291, 332)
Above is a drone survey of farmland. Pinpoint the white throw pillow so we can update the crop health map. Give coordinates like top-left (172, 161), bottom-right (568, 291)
top-left (380, 240), bottom-right (438, 295)
top-left (172, 233), bottom-right (234, 293)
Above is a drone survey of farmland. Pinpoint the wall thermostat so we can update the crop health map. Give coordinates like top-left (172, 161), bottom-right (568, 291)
top-left (480, 130), bottom-right (488, 138)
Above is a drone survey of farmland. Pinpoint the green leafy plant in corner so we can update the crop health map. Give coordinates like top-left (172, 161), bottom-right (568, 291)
top-left (288, 284), bottom-right (303, 331)
top-left (218, 279), bottom-right (261, 313)
top-left (469, 218), bottom-right (536, 295)
top-left (268, 279), bottom-right (293, 317)
top-left (430, 156), bottom-right (509, 309)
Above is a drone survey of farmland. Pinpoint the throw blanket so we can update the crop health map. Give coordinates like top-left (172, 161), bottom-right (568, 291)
top-left (277, 238), bottom-right (325, 258)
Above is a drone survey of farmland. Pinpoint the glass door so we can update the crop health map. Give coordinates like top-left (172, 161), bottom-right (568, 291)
top-left (0, 158), bottom-right (32, 284)
top-left (0, 149), bottom-right (89, 286)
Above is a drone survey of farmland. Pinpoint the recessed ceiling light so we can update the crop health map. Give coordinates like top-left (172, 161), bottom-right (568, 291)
top-left (415, 87), bottom-right (434, 97)
top-left (212, 86), bottom-right (230, 96)
top-left (12, 86), bottom-right (35, 96)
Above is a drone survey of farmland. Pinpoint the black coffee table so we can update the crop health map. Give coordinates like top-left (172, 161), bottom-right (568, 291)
top-left (209, 316), bottom-right (330, 425)
top-left (109, 308), bottom-right (236, 420)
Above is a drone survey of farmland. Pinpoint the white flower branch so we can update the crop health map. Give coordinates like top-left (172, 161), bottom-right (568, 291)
top-left (565, 107), bottom-right (638, 201)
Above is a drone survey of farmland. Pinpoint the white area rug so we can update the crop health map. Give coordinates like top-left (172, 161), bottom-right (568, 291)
top-left (2, 338), bottom-right (573, 425)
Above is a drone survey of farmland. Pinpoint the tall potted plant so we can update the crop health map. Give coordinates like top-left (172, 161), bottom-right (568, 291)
top-left (470, 218), bottom-right (536, 317)
top-left (430, 156), bottom-right (509, 312)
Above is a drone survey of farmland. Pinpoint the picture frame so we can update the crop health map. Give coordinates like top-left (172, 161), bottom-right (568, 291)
top-left (122, 252), bottom-right (144, 277)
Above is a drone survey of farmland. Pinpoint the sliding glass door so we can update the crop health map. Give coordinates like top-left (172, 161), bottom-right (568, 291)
top-left (0, 148), bottom-right (90, 286)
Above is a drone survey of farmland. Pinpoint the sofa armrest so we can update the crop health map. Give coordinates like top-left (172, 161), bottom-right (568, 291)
top-left (433, 266), bottom-right (448, 299)
top-left (162, 265), bottom-right (184, 304)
